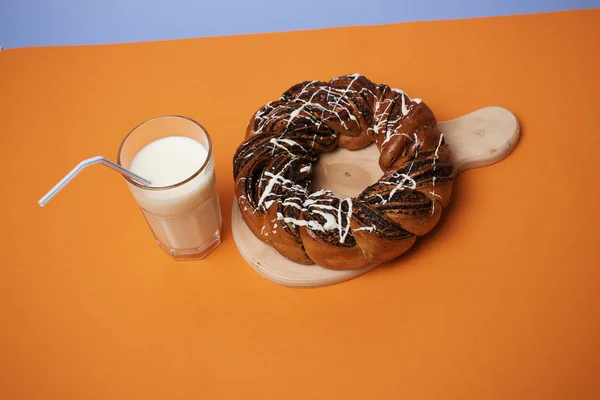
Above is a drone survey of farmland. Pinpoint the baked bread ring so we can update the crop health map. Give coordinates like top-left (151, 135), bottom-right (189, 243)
top-left (233, 74), bottom-right (455, 270)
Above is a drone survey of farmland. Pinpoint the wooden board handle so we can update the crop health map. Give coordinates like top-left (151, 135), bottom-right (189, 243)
top-left (439, 106), bottom-right (520, 174)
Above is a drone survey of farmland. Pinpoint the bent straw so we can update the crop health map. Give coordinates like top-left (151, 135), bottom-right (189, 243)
top-left (38, 156), bottom-right (151, 207)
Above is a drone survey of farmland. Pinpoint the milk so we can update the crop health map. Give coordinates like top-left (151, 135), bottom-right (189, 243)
top-left (127, 136), bottom-right (222, 257)
top-left (130, 136), bottom-right (209, 188)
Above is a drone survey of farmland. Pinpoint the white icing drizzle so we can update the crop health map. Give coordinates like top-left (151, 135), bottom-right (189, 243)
top-left (353, 225), bottom-right (376, 233)
top-left (381, 121), bottom-right (411, 147)
top-left (272, 189), bottom-right (354, 243)
top-left (278, 138), bottom-right (304, 148)
top-left (240, 74), bottom-right (447, 245)
top-left (374, 88), bottom-right (420, 147)
top-left (252, 73), bottom-right (375, 145)
top-left (277, 212), bottom-right (325, 232)
top-left (370, 97), bottom-right (394, 138)
top-left (309, 189), bottom-right (332, 197)
top-left (268, 137), bottom-right (308, 157)
top-left (400, 90), bottom-right (409, 116)
top-left (387, 174), bottom-right (417, 200)
top-left (286, 81), bottom-right (323, 128)
top-left (281, 199), bottom-right (303, 210)
top-left (302, 196), bottom-right (353, 243)
top-left (371, 133), bottom-right (420, 205)
top-left (330, 74), bottom-right (361, 130)
top-left (408, 132), bottom-right (420, 172)
top-left (257, 167), bottom-right (307, 209)
top-left (290, 74), bottom-right (363, 132)
top-left (391, 88), bottom-right (411, 116)
top-left (430, 133), bottom-right (444, 215)
top-left (297, 89), bottom-right (353, 130)
top-left (252, 101), bottom-right (284, 135)
top-left (312, 209), bottom-right (338, 230)
top-left (339, 198), bottom-right (352, 244)
top-left (359, 86), bottom-right (377, 98)
top-left (269, 138), bottom-right (296, 157)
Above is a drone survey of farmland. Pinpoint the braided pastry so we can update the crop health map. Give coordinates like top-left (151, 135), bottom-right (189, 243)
top-left (233, 74), bottom-right (455, 270)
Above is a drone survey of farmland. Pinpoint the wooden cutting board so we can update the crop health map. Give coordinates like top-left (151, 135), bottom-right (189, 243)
top-left (232, 106), bottom-right (520, 287)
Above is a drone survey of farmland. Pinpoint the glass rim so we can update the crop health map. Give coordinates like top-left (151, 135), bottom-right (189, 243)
top-left (117, 115), bottom-right (213, 191)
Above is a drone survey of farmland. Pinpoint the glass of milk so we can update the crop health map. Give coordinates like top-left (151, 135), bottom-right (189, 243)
top-left (117, 116), bottom-right (222, 260)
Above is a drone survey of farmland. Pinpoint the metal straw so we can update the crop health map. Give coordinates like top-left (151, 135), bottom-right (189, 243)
top-left (38, 156), bottom-right (151, 207)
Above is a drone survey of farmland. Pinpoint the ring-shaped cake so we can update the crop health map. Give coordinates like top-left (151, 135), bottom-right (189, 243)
top-left (233, 74), bottom-right (455, 270)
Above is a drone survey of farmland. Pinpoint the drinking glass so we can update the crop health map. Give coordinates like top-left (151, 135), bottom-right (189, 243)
top-left (118, 116), bottom-right (222, 260)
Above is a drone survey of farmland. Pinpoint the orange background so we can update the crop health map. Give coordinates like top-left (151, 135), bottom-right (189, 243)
top-left (1, 9), bottom-right (599, 399)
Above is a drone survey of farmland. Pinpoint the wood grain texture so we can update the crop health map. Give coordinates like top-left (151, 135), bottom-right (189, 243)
top-left (232, 106), bottom-right (520, 287)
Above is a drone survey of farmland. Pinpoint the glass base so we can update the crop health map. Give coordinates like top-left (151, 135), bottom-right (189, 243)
top-left (156, 230), bottom-right (221, 261)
